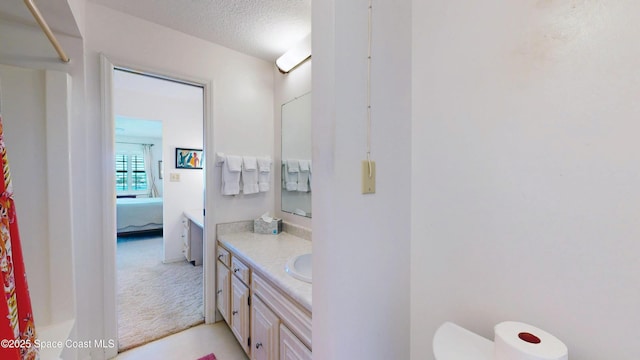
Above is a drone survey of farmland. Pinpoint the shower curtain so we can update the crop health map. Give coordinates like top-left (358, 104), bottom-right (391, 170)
top-left (0, 115), bottom-right (39, 360)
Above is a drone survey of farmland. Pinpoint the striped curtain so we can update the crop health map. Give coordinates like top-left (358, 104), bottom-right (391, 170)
top-left (0, 116), bottom-right (39, 360)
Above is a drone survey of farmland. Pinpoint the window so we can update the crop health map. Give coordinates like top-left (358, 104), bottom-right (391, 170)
top-left (116, 152), bottom-right (147, 193)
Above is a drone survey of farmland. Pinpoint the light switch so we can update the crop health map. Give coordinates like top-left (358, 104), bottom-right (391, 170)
top-left (361, 160), bottom-right (376, 194)
top-left (170, 173), bottom-right (180, 182)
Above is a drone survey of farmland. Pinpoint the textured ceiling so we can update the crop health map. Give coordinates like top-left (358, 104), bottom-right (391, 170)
top-left (89, 0), bottom-right (311, 62)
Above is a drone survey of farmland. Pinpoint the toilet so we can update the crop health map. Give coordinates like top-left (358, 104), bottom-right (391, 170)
top-left (433, 322), bottom-right (494, 360)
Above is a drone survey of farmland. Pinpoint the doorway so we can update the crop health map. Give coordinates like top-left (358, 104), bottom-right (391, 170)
top-left (104, 63), bottom-right (211, 354)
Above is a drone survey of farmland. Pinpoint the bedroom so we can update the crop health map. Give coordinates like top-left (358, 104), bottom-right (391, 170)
top-left (115, 117), bottom-right (163, 236)
top-left (113, 68), bottom-right (206, 351)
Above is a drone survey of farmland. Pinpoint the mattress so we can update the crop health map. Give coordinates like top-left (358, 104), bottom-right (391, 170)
top-left (116, 197), bottom-right (163, 232)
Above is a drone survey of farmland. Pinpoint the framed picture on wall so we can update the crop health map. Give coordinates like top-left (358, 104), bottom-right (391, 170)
top-left (175, 148), bottom-right (203, 169)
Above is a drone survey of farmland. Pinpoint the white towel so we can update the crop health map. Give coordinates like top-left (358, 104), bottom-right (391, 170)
top-left (257, 157), bottom-right (272, 192)
top-left (227, 155), bottom-right (242, 171)
top-left (297, 160), bottom-right (310, 192)
top-left (287, 159), bottom-right (299, 172)
top-left (299, 160), bottom-right (310, 172)
top-left (285, 159), bottom-right (299, 191)
top-left (221, 155), bottom-right (242, 195)
top-left (242, 156), bottom-right (259, 194)
top-left (258, 157), bottom-right (271, 172)
top-left (308, 160), bottom-right (312, 191)
top-left (281, 163), bottom-right (287, 189)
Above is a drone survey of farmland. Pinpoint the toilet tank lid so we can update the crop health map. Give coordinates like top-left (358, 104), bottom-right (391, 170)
top-left (433, 322), bottom-right (494, 360)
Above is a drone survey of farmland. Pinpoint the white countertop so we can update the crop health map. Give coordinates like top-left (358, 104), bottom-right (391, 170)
top-left (219, 231), bottom-right (312, 312)
top-left (183, 209), bottom-right (204, 228)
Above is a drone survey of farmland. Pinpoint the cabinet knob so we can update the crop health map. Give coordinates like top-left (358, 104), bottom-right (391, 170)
top-left (232, 310), bottom-right (238, 315)
top-left (218, 254), bottom-right (224, 259)
top-left (217, 289), bottom-right (222, 295)
top-left (233, 268), bottom-right (240, 273)
top-left (255, 342), bottom-right (263, 349)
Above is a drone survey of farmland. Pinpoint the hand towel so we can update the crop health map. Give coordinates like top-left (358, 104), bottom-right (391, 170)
top-left (221, 155), bottom-right (242, 195)
top-left (257, 157), bottom-right (272, 192)
top-left (297, 160), bottom-right (310, 192)
top-left (299, 159), bottom-right (310, 172)
top-left (285, 159), bottom-right (299, 191)
top-left (308, 160), bottom-right (312, 191)
top-left (281, 162), bottom-right (287, 189)
top-left (242, 156), bottom-right (259, 194)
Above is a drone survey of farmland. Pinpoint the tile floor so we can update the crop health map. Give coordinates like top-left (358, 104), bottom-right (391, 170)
top-left (112, 323), bottom-right (248, 360)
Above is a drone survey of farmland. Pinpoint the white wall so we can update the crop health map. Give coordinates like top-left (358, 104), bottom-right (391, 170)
top-left (85, 2), bottom-right (274, 223)
top-left (0, 63), bottom-right (76, 350)
top-left (66, 0), bottom-right (86, 37)
top-left (114, 73), bottom-right (203, 262)
top-left (0, 64), bottom-right (50, 326)
top-left (275, 63), bottom-right (312, 226)
top-left (312, 0), bottom-right (411, 359)
top-left (411, 1), bottom-right (640, 359)
top-left (0, 18), bottom-right (88, 358)
top-left (2, 4), bottom-right (275, 356)
top-left (85, 3), bottom-right (274, 358)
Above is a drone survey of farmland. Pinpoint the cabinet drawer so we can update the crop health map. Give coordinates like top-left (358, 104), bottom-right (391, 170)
top-left (217, 246), bottom-right (231, 267)
top-left (253, 274), bottom-right (312, 350)
top-left (231, 256), bottom-right (250, 284)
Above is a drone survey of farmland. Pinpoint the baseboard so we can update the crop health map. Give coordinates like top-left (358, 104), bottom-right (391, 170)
top-left (163, 256), bottom-right (187, 264)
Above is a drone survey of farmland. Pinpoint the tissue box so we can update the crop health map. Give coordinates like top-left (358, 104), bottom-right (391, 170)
top-left (254, 217), bottom-right (283, 235)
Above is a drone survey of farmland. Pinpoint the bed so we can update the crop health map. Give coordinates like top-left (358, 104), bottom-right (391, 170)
top-left (116, 197), bottom-right (163, 235)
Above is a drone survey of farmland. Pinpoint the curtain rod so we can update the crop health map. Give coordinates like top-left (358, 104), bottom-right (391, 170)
top-left (116, 142), bottom-right (154, 146)
top-left (23, 0), bottom-right (70, 63)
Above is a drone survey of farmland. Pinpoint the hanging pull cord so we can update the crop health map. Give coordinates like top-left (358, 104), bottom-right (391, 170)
top-left (366, 1), bottom-right (373, 170)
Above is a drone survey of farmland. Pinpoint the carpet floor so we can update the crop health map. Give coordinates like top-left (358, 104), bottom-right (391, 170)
top-left (117, 236), bottom-right (204, 352)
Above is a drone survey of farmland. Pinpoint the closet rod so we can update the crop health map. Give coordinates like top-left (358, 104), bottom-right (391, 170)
top-left (23, 0), bottom-right (70, 63)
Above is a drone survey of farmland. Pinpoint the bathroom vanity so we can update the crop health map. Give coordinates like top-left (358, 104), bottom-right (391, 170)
top-left (217, 230), bottom-right (312, 360)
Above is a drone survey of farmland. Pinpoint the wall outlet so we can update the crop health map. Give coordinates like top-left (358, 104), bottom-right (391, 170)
top-left (169, 173), bottom-right (180, 182)
top-left (361, 160), bottom-right (376, 194)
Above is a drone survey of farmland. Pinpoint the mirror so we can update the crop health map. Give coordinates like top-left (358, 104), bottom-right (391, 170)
top-left (281, 92), bottom-right (312, 218)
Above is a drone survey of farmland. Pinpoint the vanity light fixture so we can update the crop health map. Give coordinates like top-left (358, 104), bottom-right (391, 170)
top-left (276, 33), bottom-right (311, 74)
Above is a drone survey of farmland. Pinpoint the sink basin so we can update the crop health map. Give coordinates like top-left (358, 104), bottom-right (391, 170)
top-left (285, 253), bottom-right (312, 283)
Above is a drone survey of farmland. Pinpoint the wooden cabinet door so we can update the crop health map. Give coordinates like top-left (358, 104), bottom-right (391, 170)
top-left (280, 324), bottom-right (311, 360)
top-left (231, 275), bottom-right (250, 354)
top-left (251, 295), bottom-right (280, 360)
top-left (216, 261), bottom-right (231, 324)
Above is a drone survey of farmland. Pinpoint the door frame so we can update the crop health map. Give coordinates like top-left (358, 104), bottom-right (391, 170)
top-left (100, 54), bottom-right (216, 358)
